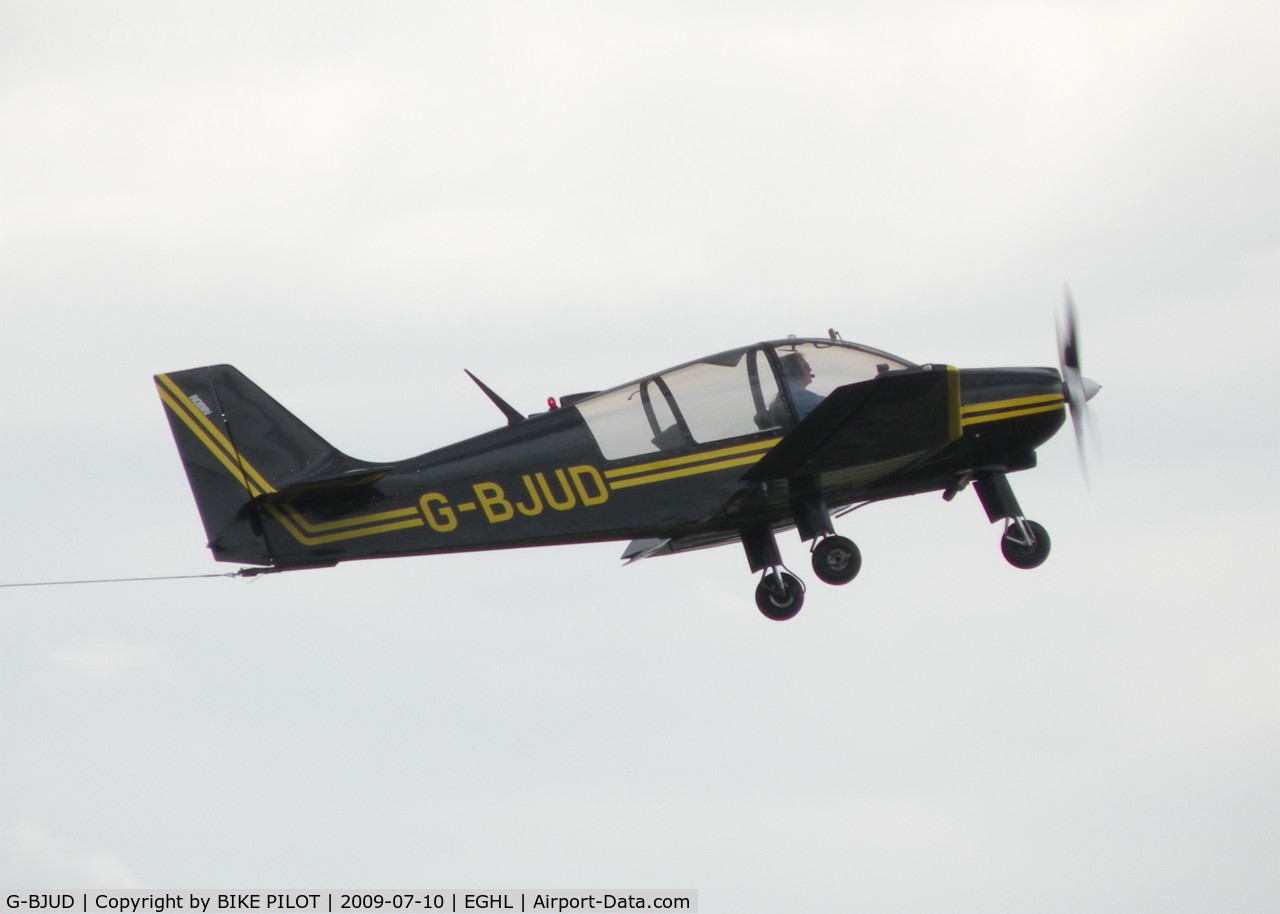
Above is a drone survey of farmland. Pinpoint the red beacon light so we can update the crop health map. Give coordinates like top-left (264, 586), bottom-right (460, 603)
top-left (547, 396), bottom-right (559, 410)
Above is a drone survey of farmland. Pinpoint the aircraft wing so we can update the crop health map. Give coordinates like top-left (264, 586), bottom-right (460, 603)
top-left (620, 367), bottom-right (962, 563)
top-left (744, 365), bottom-right (961, 482)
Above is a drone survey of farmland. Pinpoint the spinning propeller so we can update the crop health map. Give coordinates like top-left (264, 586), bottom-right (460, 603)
top-left (1057, 287), bottom-right (1101, 479)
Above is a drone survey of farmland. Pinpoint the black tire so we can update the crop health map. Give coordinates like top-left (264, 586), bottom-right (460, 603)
top-left (1001, 520), bottom-right (1051, 569)
top-left (755, 571), bottom-right (805, 621)
top-left (812, 535), bottom-right (862, 585)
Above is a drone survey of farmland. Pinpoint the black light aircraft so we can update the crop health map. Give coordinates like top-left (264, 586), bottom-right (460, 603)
top-left (156, 305), bottom-right (1098, 619)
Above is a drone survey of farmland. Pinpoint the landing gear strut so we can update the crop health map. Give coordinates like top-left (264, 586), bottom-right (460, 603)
top-left (793, 489), bottom-right (862, 587)
top-left (742, 488), bottom-right (863, 618)
top-left (975, 472), bottom-right (1051, 570)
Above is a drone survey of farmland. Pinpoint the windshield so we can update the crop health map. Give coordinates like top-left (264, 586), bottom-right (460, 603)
top-left (774, 340), bottom-right (911, 391)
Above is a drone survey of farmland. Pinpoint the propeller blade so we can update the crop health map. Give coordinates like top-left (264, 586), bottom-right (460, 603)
top-left (1057, 286), bottom-right (1099, 481)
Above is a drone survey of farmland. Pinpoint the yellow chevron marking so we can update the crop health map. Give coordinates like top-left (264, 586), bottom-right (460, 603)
top-left (156, 374), bottom-right (423, 546)
top-left (270, 504), bottom-right (423, 534)
top-left (260, 504), bottom-right (425, 545)
top-left (157, 374), bottom-right (276, 495)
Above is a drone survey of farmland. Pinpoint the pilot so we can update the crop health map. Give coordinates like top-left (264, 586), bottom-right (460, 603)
top-left (775, 352), bottom-right (824, 422)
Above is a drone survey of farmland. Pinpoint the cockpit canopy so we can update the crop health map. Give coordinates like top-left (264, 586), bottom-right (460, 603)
top-left (576, 339), bottom-right (915, 462)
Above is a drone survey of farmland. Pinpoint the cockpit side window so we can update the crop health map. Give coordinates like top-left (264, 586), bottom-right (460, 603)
top-left (575, 382), bottom-right (671, 461)
top-left (576, 347), bottom-right (780, 461)
top-left (659, 350), bottom-right (780, 444)
top-left (644, 376), bottom-right (693, 450)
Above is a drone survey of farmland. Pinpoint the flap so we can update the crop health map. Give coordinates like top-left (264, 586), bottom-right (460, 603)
top-left (620, 537), bottom-right (673, 563)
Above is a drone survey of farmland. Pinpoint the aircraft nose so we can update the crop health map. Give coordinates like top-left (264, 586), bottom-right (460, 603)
top-left (1082, 377), bottom-right (1101, 401)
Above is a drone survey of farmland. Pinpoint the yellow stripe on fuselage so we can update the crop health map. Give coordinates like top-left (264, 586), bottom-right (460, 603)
top-left (603, 438), bottom-right (780, 490)
top-left (608, 453), bottom-right (770, 489)
top-left (604, 439), bottom-right (781, 478)
top-left (960, 393), bottom-right (1065, 427)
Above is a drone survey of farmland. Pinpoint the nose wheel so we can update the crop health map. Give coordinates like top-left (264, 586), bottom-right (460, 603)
top-left (975, 472), bottom-right (1053, 570)
top-left (1000, 518), bottom-right (1051, 569)
top-left (811, 535), bottom-right (861, 585)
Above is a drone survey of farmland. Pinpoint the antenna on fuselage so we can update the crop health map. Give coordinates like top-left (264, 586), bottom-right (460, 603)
top-left (464, 369), bottom-right (525, 426)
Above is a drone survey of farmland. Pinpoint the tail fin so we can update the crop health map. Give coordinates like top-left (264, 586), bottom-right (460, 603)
top-left (155, 365), bottom-right (373, 566)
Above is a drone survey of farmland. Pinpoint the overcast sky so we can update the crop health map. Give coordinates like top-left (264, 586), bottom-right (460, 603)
top-left (2, 1), bottom-right (1277, 911)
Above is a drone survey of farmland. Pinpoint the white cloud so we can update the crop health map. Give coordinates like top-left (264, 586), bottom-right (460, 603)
top-left (7, 818), bottom-right (146, 890)
top-left (51, 641), bottom-right (162, 678)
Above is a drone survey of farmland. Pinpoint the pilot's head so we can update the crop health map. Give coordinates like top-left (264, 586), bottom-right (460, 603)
top-left (781, 352), bottom-right (814, 387)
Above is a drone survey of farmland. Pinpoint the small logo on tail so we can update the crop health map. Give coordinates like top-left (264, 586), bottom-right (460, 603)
top-left (188, 394), bottom-right (213, 416)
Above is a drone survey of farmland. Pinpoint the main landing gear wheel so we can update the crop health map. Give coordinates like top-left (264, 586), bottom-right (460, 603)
top-left (755, 570), bottom-right (805, 621)
top-left (1001, 519), bottom-right (1051, 569)
top-left (812, 535), bottom-right (861, 585)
